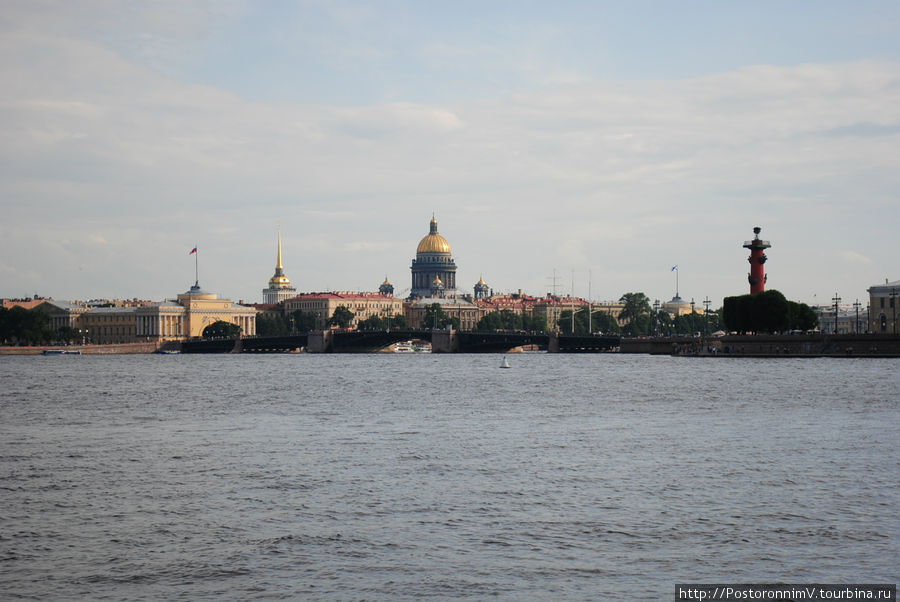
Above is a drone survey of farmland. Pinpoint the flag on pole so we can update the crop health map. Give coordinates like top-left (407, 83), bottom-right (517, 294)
top-left (189, 247), bottom-right (197, 255)
top-left (671, 265), bottom-right (678, 271)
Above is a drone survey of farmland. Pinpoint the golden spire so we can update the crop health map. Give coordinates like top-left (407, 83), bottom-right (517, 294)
top-left (276, 221), bottom-right (283, 270)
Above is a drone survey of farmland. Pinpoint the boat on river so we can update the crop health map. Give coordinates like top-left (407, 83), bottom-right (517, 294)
top-left (42, 349), bottom-right (81, 355)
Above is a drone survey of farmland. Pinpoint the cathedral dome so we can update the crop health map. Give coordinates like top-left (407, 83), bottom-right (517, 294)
top-left (416, 217), bottom-right (451, 254)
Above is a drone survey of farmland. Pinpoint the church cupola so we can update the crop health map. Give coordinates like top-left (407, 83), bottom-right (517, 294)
top-left (379, 276), bottom-right (394, 296)
top-left (474, 275), bottom-right (489, 300)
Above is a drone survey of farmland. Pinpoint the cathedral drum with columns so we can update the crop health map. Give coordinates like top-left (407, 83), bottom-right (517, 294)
top-left (410, 216), bottom-right (457, 298)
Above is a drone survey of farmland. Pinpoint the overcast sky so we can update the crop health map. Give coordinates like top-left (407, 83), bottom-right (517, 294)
top-left (2, 1), bottom-right (899, 308)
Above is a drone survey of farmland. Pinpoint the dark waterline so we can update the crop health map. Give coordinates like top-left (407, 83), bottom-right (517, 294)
top-left (1, 354), bottom-right (897, 600)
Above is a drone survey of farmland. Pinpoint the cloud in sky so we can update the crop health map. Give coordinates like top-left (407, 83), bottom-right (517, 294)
top-left (1, 1), bottom-right (899, 307)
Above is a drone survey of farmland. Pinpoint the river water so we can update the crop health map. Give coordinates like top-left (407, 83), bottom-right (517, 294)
top-left (0, 354), bottom-right (897, 600)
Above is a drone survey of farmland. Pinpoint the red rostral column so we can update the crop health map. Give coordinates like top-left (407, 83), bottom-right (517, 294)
top-left (743, 226), bottom-right (771, 294)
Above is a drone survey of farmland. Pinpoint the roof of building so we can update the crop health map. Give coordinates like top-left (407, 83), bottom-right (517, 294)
top-left (2, 298), bottom-right (51, 310)
top-left (84, 306), bottom-right (139, 314)
top-left (37, 300), bottom-right (87, 312)
top-left (410, 297), bottom-right (478, 309)
top-left (868, 279), bottom-right (900, 293)
top-left (293, 291), bottom-right (396, 299)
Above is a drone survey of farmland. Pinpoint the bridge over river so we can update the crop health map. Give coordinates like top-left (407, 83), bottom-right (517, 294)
top-left (182, 330), bottom-right (620, 354)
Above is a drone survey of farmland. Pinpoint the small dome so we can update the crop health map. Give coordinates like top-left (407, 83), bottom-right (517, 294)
top-left (382, 276), bottom-right (392, 286)
top-left (416, 217), bottom-right (451, 254)
top-left (432, 275), bottom-right (444, 285)
top-left (180, 283), bottom-right (217, 300)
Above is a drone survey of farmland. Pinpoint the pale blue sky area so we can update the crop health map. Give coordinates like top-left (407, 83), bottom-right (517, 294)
top-left (97, 2), bottom-right (900, 103)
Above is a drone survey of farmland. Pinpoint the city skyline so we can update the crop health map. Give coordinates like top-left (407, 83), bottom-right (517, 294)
top-left (2, 2), bottom-right (899, 307)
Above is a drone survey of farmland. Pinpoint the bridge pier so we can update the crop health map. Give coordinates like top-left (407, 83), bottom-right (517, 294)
top-left (430, 328), bottom-right (458, 353)
top-left (307, 330), bottom-right (333, 353)
top-left (548, 332), bottom-right (559, 353)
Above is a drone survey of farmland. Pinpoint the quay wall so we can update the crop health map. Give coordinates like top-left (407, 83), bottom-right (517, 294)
top-left (621, 333), bottom-right (900, 356)
top-left (0, 342), bottom-right (160, 355)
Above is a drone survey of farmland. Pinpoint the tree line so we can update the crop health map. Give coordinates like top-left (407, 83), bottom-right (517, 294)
top-left (256, 308), bottom-right (408, 336)
top-left (0, 307), bottom-right (56, 345)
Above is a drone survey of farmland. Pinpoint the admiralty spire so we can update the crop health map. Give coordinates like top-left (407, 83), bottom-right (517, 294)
top-left (262, 223), bottom-right (297, 304)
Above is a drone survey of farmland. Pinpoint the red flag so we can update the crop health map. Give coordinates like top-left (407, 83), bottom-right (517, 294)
top-left (189, 247), bottom-right (197, 255)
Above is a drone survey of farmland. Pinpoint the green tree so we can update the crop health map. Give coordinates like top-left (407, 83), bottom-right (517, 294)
top-left (327, 305), bottom-right (354, 328)
top-left (256, 314), bottom-right (289, 336)
top-left (389, 313), bottom-right (408, 329)
top-left (787, 301), bottom-right (818, 331)
top-left (592, 310), bottom-right (621, 334)
top-left (722, 289), bottom-right (810, 333)
top-left (57, 326), bottom-right (78, 344)
top-left (618, 292), bottom-right (652, 336)
top-left (202, 320), bottom-right (242, 338)
top-left (498, 309), bottom-right (523, 330)
top-left (557, 308), bottom-right (589, 335)
top-left (477, 311), bottom-right (504, 331)
top-left (653, 309), bottom-right (673, 335)
top-left (423, 303), bottom-right (458, 329)
top-left (0, 307), bottom-right (54, 345)
top-left (289, 310), bottom-right (319, 333)
top-left (523, 314), bottom-right (547, 333)
top-left (357, 315), bottom-right (385, 330)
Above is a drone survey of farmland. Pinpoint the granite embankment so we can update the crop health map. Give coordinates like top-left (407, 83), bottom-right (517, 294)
top-left (0, 342), bottom-right (160, 355)
top-left (621, 333), bottom-right (900, 357)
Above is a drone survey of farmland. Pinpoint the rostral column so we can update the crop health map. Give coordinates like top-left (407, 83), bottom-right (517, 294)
top-left (743, 226), bottom-right (771, 294)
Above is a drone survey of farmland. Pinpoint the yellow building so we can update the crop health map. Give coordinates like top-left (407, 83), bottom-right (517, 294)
top-left (80, 307), bottom-right (138, 344)
top-left (405, 297), bottom-right (482, 330)
top-left (62, 283), bottom-right (257, 343)
top-left (35, 300), bottom-right (89, 332)
top-left (868, 278), bottom-right (899, 334)
top-left (134, 283), bottom-right (256, 340)
top-left (283, 292), bottom-right (404, 329)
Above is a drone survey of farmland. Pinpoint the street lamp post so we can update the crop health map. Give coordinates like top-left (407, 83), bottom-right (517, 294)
top-left (690, 298), bottom-right (695, 335)
top-left (831, 293), bottom-right (841, 334)
top-left (703, 296), bottom-right (711, 336)
top-left (852, 299), bottom-right (861, 334)
top-left (653, 299), bottom-right (660, 336)
top-left (892, 289), bottom-right (897, 334)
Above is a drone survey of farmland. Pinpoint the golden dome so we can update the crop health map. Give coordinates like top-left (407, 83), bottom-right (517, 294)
top-left (416, 217), bottom-right (451, 254)
top-left (269, 274), bottom-right (291, 288)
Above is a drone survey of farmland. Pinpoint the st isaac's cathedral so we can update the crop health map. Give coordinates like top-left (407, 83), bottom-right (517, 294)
top-left (407, 216), bottom-right (483, 330)
top-left (410, 216), bottom-right (458, 298)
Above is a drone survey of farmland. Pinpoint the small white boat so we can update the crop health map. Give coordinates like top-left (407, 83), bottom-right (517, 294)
top-left (393, 342), bottom-right (414, 353)
top-left (500, 356), bottom-right (511, 368)
top-left (42, 349), bottom-right (81, 355)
